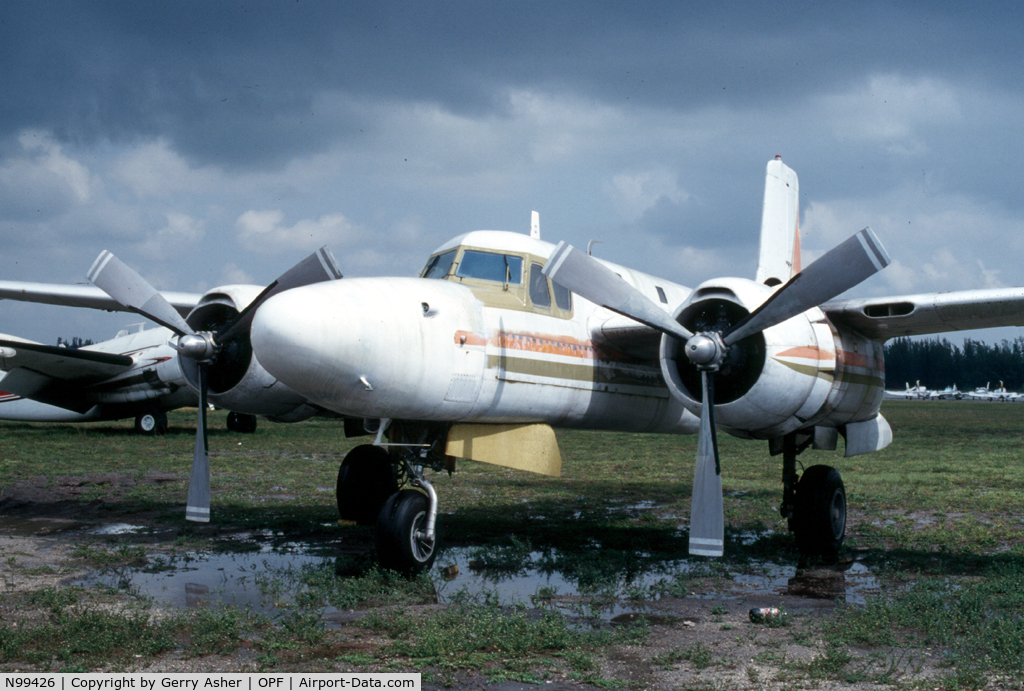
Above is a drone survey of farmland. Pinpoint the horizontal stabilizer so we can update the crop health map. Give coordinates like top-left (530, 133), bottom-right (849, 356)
top-left (0, 339), bottom-right (133, 379)
top-left (0, 339), bottom-right (134, 413)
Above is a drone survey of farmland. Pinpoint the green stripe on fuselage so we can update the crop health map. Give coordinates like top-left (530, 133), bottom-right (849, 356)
top-left (772, 358), bottom-right (883, 389)
top-left (487, 354), bottom-right (665, 391)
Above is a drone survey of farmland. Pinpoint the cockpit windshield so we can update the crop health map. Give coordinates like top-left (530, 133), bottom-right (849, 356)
top-left (421, 249), bottom-right (457, 279)
top-left (456, 250), bottom-right (523, 285)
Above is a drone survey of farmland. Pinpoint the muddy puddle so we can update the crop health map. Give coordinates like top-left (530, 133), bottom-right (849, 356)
top-left (69, 523), bottom-right (881, 621)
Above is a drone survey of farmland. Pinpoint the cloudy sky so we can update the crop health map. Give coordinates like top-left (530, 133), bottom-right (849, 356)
top-left (2, 1), bottom-right (1023, 346)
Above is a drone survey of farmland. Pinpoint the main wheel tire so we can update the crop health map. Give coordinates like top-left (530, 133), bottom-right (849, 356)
top-left (336, 445), bottom-right (398, 525)
top-left (376, 489), bottom-right (438, 576)
top-left (226, 412), bottom-right (258, 434)
top-left (134, 410), bottom-right (167, 436)
top-left (793, 464), bottom-right (846, 560)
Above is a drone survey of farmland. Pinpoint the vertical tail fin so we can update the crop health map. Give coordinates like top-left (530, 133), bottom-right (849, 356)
top-left (755, 156), bottom-right (801, 287)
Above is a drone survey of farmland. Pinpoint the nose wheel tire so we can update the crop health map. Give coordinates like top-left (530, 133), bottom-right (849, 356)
top-left (376, 489), bottom-right (438, 576)
top-left (792, 464), bottom-right (846, 561)
top-left (336, 445), bottom-right (398, 525)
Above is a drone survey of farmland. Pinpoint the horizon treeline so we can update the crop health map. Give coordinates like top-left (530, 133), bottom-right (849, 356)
top-left (884, 336), bottom-right (1024, 390)
top-left (56, 336), bottom-right (94, 349)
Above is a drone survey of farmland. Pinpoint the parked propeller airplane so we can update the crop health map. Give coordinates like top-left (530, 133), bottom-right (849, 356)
top-left (222, 157), bottom-right (1024, 574)
top-left (963, 381), bottom-right (1021, 401)
top-left (8, 158), bottom-right (1024, 576)
top-left (0, 247), bottom-right (343, 437)
top-left (884, 380), bottom-right (932, 400)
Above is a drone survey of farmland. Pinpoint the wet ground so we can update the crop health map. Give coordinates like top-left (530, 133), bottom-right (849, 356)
top-left (0, 473), bottom-right (919, 688)
top-left (67, 535), bottom-right (881, 619)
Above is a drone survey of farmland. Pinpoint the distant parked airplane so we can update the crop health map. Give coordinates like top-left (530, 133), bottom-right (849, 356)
top-left (928, 385), bottom-right (962, 400)
top-left (884, 381), bottom-right (931, 400)
top-left (964, 381), bottom-right (1021, 401)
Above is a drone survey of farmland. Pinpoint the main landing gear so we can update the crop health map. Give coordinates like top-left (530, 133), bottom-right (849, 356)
top-left (226, 412), bottom-right (258, 433)
top-left (134, 409), bottom-right (168, 435)
top-left (779, 432), bottom-right (847, 561)
top-left (335, 421), bottom-right (450, 575)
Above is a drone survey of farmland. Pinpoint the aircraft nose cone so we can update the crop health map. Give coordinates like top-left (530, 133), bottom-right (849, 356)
top-left (251, 284), bottom-right (345, 400)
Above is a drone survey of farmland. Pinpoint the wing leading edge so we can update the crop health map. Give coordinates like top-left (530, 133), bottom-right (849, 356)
top-left (0, 280), bottom-right (201, 316)
top-left (823, 287), bottom-right (1024, 341)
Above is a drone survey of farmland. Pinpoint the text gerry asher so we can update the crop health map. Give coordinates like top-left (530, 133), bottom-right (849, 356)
top-left (4, 676), bottom-right (421, 691)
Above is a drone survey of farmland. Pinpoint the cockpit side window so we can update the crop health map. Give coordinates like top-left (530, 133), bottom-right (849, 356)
top-left (529, 263), bottom-right (550, 307)
top-left (456, 250), bottom-right (524, 285)
top-left (552, 280), bottom-right (572, 311)
top-left (421, 249), bottom-right (457, 279)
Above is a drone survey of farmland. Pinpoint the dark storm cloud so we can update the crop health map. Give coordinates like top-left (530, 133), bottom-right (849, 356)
top-left (4, 0), bottom-right (1022, 170)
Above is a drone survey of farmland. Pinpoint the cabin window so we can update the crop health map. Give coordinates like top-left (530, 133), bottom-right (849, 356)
top-left (529, 263), bottom-right (550, 307)
top-left (456, 250), bottom-right (524, 285)
top-left (656, 286), bottom-right (668, 304)
top-left (553, 280), bottom-right (572, 311)
top-left (421, 250), bottom-right (457, 279)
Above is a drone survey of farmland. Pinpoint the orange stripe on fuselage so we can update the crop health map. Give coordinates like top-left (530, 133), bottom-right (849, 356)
top-left (837, 349), bottom-right (880, 370)
top-left (454, 330), bottom-right (639, 363)
top-left (775, 346), bottom-right (883, 371)
top-left (776, 346), bottom-right (834, 361)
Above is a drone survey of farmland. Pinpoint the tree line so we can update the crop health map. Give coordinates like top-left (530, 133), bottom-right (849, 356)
top-left (884, 336), bottom-right (1024, 390)
top-left (56, 336), bottom-right (94, 349)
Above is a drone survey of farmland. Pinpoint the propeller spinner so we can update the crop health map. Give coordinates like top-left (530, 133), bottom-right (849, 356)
top-left (544, 227), bottom-right (890, 557)
top-left (87, 248), bottom-right (342, 522)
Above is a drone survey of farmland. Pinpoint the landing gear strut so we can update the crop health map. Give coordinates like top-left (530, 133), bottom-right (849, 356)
top-left (335, 421), bottom-right (448, 575)
top-left (376, 486), bottom-right (438, 574)
top-left (779, 432), bottom-right (846, 560)
top-left (374, 449), bottom-right (441, 575)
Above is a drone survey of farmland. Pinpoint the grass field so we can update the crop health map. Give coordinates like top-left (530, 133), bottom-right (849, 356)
top-left (1, 400), bottom-right (1023, 687)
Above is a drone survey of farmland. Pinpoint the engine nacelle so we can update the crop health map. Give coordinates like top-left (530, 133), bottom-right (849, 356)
top-left (179, 285), bottom-right (316, 421)
top-left (660, 277), bottom-right (841, 440)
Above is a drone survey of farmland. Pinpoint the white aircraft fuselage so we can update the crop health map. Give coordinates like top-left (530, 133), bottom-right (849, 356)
top-left (251, 230), bottom-right (888, 451)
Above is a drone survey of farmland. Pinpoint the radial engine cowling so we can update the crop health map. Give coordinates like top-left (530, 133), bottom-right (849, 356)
top-left (179, 285), bottom-right (317, 422)
top-left (660, 277), bottom-right (837, 440)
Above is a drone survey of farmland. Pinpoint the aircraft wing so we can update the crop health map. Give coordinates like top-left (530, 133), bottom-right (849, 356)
top-left (823, 287), bottom-right (1024, 341)
top-left (0, 280), bottom-right (202, 316)
top-left (593, 315), bottom-right (663, 360)
top-left (0, 337), bottom-right (135, 412)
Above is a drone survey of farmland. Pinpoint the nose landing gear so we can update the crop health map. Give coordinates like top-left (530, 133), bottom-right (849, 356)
top-left (335, 421), bottom-right (448, 575)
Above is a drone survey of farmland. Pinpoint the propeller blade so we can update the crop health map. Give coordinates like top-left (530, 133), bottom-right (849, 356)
top-left (723, 227), bottom-right (890, 346)
top-left (185, 363), bottom-right (211, 523)
top-left (216, 246), bottom-right (343, 343)
top-left (544, 242), bottom-right (693, 342)
top-left (688, 370), bottom-right (724, 557)
top-left (87, 251), bottom-right (196, 337)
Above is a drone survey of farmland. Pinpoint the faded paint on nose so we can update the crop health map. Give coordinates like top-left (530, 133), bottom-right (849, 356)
top-left (250, 282), bottom-right (358, 406)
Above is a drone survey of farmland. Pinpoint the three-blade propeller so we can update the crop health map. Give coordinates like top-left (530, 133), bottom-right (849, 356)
top-left (544, 228), bottom-right (890, 557)
top-left (87, 248), bottom-right (342, 522)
